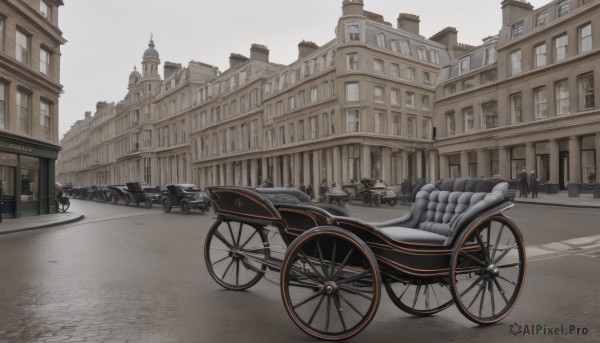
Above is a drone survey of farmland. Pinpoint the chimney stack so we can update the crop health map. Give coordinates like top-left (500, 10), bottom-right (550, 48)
top-left (342, 0), bottom-right (364, 16)
top-left (298, 40), bottom-right (319, 59)
top-left (96, 101), bottom-right (108, 112)
top-left (397, 13), bottom-right (420, 35)
top-left (501, 0), bottom-right (534, 26)
top-left (250, 44), bottom-right (269, 63)
top-left (430, 27), bottom-right (458, 50)
top-left (84, 111), bottom-right (92, 119)
top-left (163, 61), bottom-right (182, 80)
top-left (229, 53), bottom-right (249, 69)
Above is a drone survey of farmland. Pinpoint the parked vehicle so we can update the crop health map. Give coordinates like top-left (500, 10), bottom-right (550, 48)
top-left (324, 182), bottom-right (351, 206)
top-left (161, 184), bottom-right (210, 215)
top-left (107, 185), bottom-right (129, 204)
top-left (342, 178), bottom-right (399, 207)
top-left (124, 182), bottom-right (156, 208)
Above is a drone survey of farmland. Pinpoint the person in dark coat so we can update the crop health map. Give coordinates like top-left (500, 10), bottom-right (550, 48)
top-left (518, 168), bottom-right (529, 198)
top-left (529, 170), bottom-right (539, 198)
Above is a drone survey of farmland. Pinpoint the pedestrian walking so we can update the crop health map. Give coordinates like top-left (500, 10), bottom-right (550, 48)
top-left (529, 170), bottom-right (539, 198)
top-left (518, 168), bottom-right (529, 198)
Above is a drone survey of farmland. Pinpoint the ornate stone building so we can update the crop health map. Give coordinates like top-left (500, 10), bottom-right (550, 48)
top-left (58, 0), bottom-right (600, 198)
top-left (0, 0), bottom-right (66, 218)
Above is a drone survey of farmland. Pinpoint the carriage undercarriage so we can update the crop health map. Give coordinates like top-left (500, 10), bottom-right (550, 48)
top-left (204, 180), bottom-right (526, 341)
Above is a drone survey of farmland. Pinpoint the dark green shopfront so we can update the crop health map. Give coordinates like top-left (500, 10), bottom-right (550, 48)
top-left (0, 132), bottom-right (59, 220)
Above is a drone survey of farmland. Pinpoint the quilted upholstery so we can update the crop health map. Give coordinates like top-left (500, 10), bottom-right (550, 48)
top-left (375, 178), bottom-right (510, 246)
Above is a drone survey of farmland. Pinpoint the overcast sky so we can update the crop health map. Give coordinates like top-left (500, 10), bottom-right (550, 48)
top-left (58, 0), bottom-right (551, 138)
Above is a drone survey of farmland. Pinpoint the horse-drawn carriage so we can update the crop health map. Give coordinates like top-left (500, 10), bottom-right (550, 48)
top-left (204, 178), bottom-right (525, 340)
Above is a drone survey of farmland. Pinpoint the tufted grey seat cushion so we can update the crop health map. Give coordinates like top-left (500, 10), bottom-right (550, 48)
top-left (375, 178), bottom-right (510, 246)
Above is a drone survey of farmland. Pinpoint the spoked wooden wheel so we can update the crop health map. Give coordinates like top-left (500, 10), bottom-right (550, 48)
top-left (450, 215), bottom-right (526, 325)
top-left (281, 227), bottom-right (381, 341)
top-left (384, 277), bottom-right (453, 316)
top-left (204, 219), bottom-right (269, 290)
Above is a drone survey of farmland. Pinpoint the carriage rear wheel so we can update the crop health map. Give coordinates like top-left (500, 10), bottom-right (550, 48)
top-left (56, 198), bottom-right (70, 213)
top-left (204, 219), bottom-right (269, 290)
top-left (281, 227), bottom-right (381, 341)
top-left (161, 197), bottom-right (172, 213)
top-left (384, 278), bottom-right (453, 316)
top-left (449, 215), bottom-right (526, 325)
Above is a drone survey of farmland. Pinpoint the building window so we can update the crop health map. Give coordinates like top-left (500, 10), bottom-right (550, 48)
top-left (481, 69), bottom-right (497, 84)
top-left (399, 40), bottom-right (410, 55)
top-left (421, 95), bottom-right (430, 111)
top-left (347, 109), bottom-right (359, 132)
top-left (346, 82), bottom-right (359, 102)
top-left (40, 48), bottom-right (51, 76)
top-left (417, 47), bottom-right (427, 61)
top-left (40, 1), bottom-right (50, 19)
top-left (390, 89), bottom-right (400, 106)
top-left (346, 53), bottom-right (358, 70)
top-left (580, 23), bottom-right (592, 53)
top-left (40, 100), bottom-right (51, 139)
top-left (555, 34), bottom-right (568, 62)
top-left (405, 67), bottom-right (415, 81)
top-left (556, 79), bottom-right (569, 115)
top-left (423, 71), bottom-right (431, 86)
top-left (348, 24), bottom-right (360, 41)
top-left (16, 29), bottom-right (30, 64)
top-left (322, 81), bottom-right (330, 99)
top-left (288, 96), bottom-right (295, 110)
top-left (330, 110), bottom-right (336, 134)
top-left (322, 112), bottom-right (330, 136)
top-left (373, 59), bottom-right (383, 73)
top-left (376, 32), bottom-right (385, 48)
top-left (309, 116), bottom-right (319, 139)
top-left (459, 57), bottom-right (470, 75)
top-left (462, 77), bottom-right (474, 90)
top-left (0, 18), bottom-right (4, 52)
top-left (482, 101), bottom-right (498, 129)
top-left (407, 116), bottom-right (416, 138)
top-left (374, 86), bottom-right (384, 103)
top-left (0, 83), bottom-right (5, 129)
top-left (482, 45), bottom-right (496, 66)
top-left (298, 90), bottom-right (305, 107)
top-left (421, 118), bottom-right (431, 140)
top-left (390, 40), bottom-right (398, 52)
top-left (288, 123), bottom-right (295, 143)
top-left (17, 91), bottom-right (29, 134)
top-left (534, 43), bottom-right (546, 68)
top-left (463, 107), bottom-right (474, 132)
top-left (405, 92), bottom-right (415, 108)
top-left (375, 113), bottom-right (386, 134)
top-left (446, 111), bottom-right (456, 136)
top-left (143, 158), bottom-right (151, 184)
top-left (557, 0), bottom-right (570, 17)
top-left (512, 21), bottom-right (524, 38)
top-left (510, 93), bottom-right (522, 123)
top-left (310, 86), bottom-right (318, 103)
top-left (446, 83), bottom-right (456, 95)
top-left (392, 113), bottom-right (401, 136)
top-left (579, 73), bottom-right (595, 110)
top-left (510, 50), bottom-right (521, 75)
top-left (430, 50), bottom-right (440, 64)
top-left (534, 87), bottom-right (547, 119)
top-left (535, 10), bottom-right (548, 27)
top-left (390, 63), bottom-right (399, 77)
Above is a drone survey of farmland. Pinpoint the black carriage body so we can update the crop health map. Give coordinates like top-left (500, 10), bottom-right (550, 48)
top-left (162, 184), bottom-right (210, 212)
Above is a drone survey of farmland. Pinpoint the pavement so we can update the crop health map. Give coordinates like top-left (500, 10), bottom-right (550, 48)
top-left (0, 191), bottom-right (597, 236)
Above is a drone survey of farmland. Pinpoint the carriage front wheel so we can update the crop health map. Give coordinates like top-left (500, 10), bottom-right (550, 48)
top-left (280, 227), bottom-right (381, 341)
top-left (384, 277), bottom-right (453, 316)
top-left (204, 219), bottom-right (269, 290)
top-left (449, 215), bottom-right (526, 325)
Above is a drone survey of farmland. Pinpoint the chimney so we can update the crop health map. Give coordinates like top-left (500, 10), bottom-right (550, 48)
top-left (364, 10), bottom-right (384, 24)
top-left (430, 27), bottom-right (458, 50)
top-left (229, 53), bottom-right (249, 69)
top-left (164, 61), bottom-right (182, 80)
top-left (298, 40), bottom-right (319, 59)
top-left (501, 0), bottom-right (534, 26)
top-left (250, 44), bottom-right (269, 63)
top-left (342, 0), bottom-right (364, 16)
top-left (397, 13), bottom-right (420, 35)
top-left (84, 111), bottom-right (92, 119)
top-left (96, 101), bottom-right (108, 112)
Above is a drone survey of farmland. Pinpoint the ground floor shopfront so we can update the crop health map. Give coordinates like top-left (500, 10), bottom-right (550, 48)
top-left (0, 133), bottom-right (60, 219)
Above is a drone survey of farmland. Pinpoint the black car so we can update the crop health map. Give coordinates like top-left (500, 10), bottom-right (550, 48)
top-left (161, 184), bottom-right (210, 215)
top-left (124, 182), bottom-right (156, 208)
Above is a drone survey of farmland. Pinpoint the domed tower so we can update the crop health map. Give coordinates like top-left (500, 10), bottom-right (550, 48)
top-left (141, 35), bottom-right (160, 80)
top-left (128, 66), bottom-right (142, 89)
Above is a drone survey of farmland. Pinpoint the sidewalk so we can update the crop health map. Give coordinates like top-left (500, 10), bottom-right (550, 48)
top-left (513, 191), bottom-right (600, 208)
top-left (0, 212), bottom-right (84, 235)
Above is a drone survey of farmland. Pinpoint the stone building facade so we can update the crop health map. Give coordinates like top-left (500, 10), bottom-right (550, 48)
top-left (0, 0), bottom-right (66, 218)
top-left (57, 0), bottom-right (600, 198)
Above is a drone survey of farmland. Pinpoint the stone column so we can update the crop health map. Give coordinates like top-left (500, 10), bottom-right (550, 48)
top-left (525, 142), bottom-right (535, 176)
top-left (416, 150), bottom-right (423, 180)
top-left (341, 145), bottom-right (349, 182)
top-left (227, 162), bottom-right (234, 185)
top-left (460, 151), bottom-right (469, 178)
top-left (312, 150), bottom-right (320, 200)
top-left (303, 151), bottom-right (311, 186)
top-left (326, 149), bottom-right (333, 185)
top-left (477, 150), bottom-right (487, 178)
top-left (250, 159), bottom-right (258, 187)
top-left (429, 150), bottom-right (439, 182)
top-left (241, 160), bottom-right (248, 186)
top-left (273, 156), bottom-right (280, 187)
top-left (548, 139), bottom-right (560, 194)
top-left (568, 136), bottom-right (581, 197)
top-left (498, 147), bottom-right (510, 181)
top-left (283, 155), bottom-right (290, 187)
top-left (401, 151), bottom-right (409, 181)
top-left (361, 145), bottom-right (371, 179)
top-left (219, 163), bottom-right (225, 186)
top-left (261, 157), bottom-right (268, 184)
top-left (293, 153), bottom-right (301, 188)
top-left (382, 147), bottom-right (392, 184)
top-left (333, 146), bottom-right (342, 184)
top-left (439, 154), bottom-right (449, 179)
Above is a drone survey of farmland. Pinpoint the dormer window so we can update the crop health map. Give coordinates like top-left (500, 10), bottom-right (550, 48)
top-left (512, 21), bottom-right (524, 38)
top-left (417, 47), bottom-right (427, 61)
top-left (558, 0), bottom-right (570, 17)
top-left (376, 33), bottom-right (385, 48)
top-left (40, 1), bottom-right (50, 20)
top-left (458, 57), bottom-right (470, 75)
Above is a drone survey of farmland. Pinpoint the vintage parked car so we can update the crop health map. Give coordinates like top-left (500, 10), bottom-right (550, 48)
top-left (342, 178), bottom-right (399, 207)
top-left (324, 182), bottom-right (351, 206)
top-left (123, 182), bottom-right (156, 208)
top-left (161, 184), bottom-right (211, 215)
top-left (107, 185), bottom-right (129, 204)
